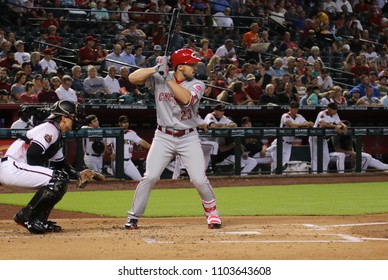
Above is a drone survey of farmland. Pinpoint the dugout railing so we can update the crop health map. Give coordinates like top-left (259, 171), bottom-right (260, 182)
top-left (1, 127), bottom-right (387, 177)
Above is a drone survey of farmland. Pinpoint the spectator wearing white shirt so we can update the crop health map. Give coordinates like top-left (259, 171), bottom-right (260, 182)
top-left (39, 48), bottom-right (58, 74)
top-left (215, 39), bottom-right (236, 59)
top-left (104, 65), bottom-right (121, 96)
top-left (14, 40), bottom-right (31, 65)
top-left (213, 7), bottom-right (234, 30)
top-left (335, 0), bottom-right (353, 13)
top-left (55, 75), bottom-right (77, 103)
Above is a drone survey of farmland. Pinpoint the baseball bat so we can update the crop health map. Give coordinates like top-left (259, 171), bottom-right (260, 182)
top-left (158, 8), bottom-right (180, 76)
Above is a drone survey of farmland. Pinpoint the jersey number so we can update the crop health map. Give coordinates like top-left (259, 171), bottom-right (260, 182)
top-left (180, 109), bottom-right (192, 121)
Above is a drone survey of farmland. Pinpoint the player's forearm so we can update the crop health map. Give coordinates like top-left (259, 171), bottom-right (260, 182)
top-left (167, 80), bottom-right (192, 105)
top-left (128, 67), bottom-right (156, 85)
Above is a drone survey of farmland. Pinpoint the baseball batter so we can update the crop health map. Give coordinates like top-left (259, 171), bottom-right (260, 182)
top-left (267, 102), bottom-right (313, 173)
top-left (108, 115), bottom-right (151, 180)
top-left (0, 100), bottom-right (83, 234)
top-left (125, 48), bottom-right (222, 229)
top-left (309, 102), bottom-right (347, 173)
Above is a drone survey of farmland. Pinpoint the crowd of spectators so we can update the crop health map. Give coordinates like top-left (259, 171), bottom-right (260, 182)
top-left (1, 0), bottom-right (388, 108)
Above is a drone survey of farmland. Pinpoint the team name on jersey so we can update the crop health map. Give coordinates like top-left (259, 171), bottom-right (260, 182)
top-left (158, 92), bottom-right (177, 104)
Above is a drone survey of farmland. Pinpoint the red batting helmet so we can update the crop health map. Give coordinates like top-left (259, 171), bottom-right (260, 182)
top-left (171, 48), bottom-right (201, 69)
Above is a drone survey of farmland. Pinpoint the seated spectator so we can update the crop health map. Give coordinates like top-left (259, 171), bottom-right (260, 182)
top-left (18, 81), bottom-right (37, 103)
top-left (227, 81), bottom-right (254, 105)
top-left (134, 45), bottom-right (147, 68)
top-left (118, 66), bottom-right (141, 98)
top-left (0, 67), bottom-right (11, 99)
top-left (0, 41), bottom-right (12, 59)
top-left (351, 55), bottom-right (370, 79)
top-left (223, 64), bottom-right (238, 85)
top-left (91, 0), bottom-right (110, 21)
top-left (349, 74), bottom-right (380, 97)
top-left (215, 39), bottom-right (236, 60)
top-left (317, 68), bottom-right (333, 90)
top-left (105, 44), bottom-right (124, 71)
top-left (330, 86), bottom-right (347, 106)
top-left (55, 75), bottom-right (77, 102)
top-left (307, 86), bottom-right (319, 106)
top-left (356, 84), bottom-right (383, 106)
top-left (50, 75), bottom-right (61, 90)
top-left (83, 65), bottom-right (108, 98)
top-left (198, 38), bottom-right (214, 62)
top-left (376, 75), bottom-right (388, 97)
top-left (32, 74), bottom-right (43, 94)
top-left (278, 32), bottom-right (299, 55)
top-left (104, 65), bottom-right (121, 96)
top-left (204, 70), bottom-right (227, 101)
top-left (0, 50), bottom-right (19, 73)
top-left (29, 52), bottom-right (43, 74)
top-left (268, 58), bottom-right (286, 78)
top-left (40, 11), bottom-right (60, 30)
top-left (347, 88), bottom-right (360, 105)
top-left (37, 76), bottom-right (59, 103)
top-left (39, 48), bottom-right (58, 75)
top-left (71, 65), bottom-right (85, 93)
top-left (10, 70), bottom-right (27, 101)
top-left (277, 82), bottom-right (298, 105)
top-left (306, 46), bottom-right (324, 66)
top-left (95, 41), bottom-right (108, 60)
top-left (14, 40), bottom-right (30, 65)
top-left (146, 45), bottom-right (162, 68)
top-left (259, 83), bottom-right (279, 105)
top-left (122, 22), bottom-right (147, 43)
top-left (46, 25), bottom-right (62, 53)
top-left (78, 36), bottom-right (102, 68)
top-left (121, 42), bottom-right (136, 67)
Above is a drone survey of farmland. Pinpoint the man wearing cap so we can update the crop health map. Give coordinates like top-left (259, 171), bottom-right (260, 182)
top-left (244, 73), bottom-right (262, 103)
top-left (39, 48), bottom-right (58, 74)
top-left (107, 115), bottom-right (151, 180)
top-left (78, 36), bottom-right (102, 67)
top-left (146, 45), bottom-right (162, 67)
top-left (242, 22), bottom-right (261, 62)
top-left (14, 40), bottom-right (31, 65)
top-left (309, 102), bottom-right (347, 173)
top-left (267, 102), bottom-right (313, 173)
top-left (126, 49), bottom-right (223, 230)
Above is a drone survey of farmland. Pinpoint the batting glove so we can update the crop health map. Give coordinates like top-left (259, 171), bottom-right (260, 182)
top-left (154, 56), bottom-right (170, 80)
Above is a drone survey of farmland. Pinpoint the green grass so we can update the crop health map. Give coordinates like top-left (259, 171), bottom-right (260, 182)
top-left (1, 182), bottom-right (388, 217)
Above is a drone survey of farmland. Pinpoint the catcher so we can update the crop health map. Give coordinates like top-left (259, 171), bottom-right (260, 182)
top-left (0, 101), bottom-right (104, 234)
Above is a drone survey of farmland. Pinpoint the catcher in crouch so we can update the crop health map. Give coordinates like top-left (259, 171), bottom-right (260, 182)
top-left (0, 100), bottom-right (101, 234)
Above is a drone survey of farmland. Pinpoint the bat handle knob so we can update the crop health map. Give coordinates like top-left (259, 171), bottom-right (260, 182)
top-left (159, 71), bottom-right (164, 75)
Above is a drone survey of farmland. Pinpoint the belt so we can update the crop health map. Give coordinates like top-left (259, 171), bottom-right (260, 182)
top-left (157, 126), bottom-right (194, 137)
top-left (283, 140), bottom-right (293, 145)
top-left (124, 158), bottom-right (130, 161)
top-left (1, 157), bottom-right (7, 162)
top-left (85, 153), bottom-right (102, 157)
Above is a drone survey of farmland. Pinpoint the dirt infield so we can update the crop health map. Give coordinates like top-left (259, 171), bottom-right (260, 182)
top-left (1, 173), bottom-right (388, 260)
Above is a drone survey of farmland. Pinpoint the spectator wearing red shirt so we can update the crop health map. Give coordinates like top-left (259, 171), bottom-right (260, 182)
top-left (232, 81), bottom-right (254, 105)
top-left (204, 70), bottom-right (228, 100)
top-left (0, 50), bottom-right (19, 72)
top-left (37, 76), bottom-right (59, 103)
top-left (351, 55), bottom-right (370, 79)
top-left (78, 36), bottom-right (101, 67)
top-left (19, 81), bottom-right (38, 103)
top-left (40, 11), bottom-right (60, 30)
top-left (244, 74), bottom-right (262, 103)
top-left (0, 67), bottom-right (11, 95)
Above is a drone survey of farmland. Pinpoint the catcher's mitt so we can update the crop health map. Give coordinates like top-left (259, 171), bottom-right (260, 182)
top-left (76, 169), bottom-right (105, 188)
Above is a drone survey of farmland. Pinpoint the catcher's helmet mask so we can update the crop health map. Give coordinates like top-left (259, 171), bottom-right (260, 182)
top-left (47, 100), bottom-right (86, 126)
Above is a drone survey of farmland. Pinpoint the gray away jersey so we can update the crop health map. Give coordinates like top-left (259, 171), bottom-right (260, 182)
top-left (146, 71), bottom-right (205, 130)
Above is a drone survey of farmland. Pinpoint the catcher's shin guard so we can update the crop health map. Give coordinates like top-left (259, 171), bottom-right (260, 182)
top-left (202, 199), bottom-right (222, 229)
top-left (14, 170), bottom-right (69, 233)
